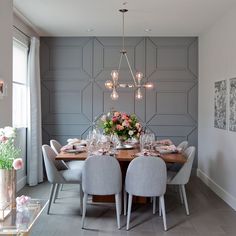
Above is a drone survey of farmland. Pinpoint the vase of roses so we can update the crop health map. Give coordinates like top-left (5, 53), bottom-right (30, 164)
top-left (0, 126), bottom-right (22, 220)
top-left (99, 111), bottom-right (142, 149)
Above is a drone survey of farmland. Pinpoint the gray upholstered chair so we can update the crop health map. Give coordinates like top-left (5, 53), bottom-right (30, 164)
top-left (124, 156), bottom-right (167, 231)
top-left (167, 146), bottom-right (196, 215)
top-left (50, 139), bottom-right (85, 170)
top-left (177, 141), bottom-right (189, 152)
top-left (81, 155), bottom-right (122, 229)
top-left (42, 145), bottom-right (83, 215)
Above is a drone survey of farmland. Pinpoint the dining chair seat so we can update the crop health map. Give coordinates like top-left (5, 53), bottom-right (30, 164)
top-left (60, 169), bottom-right (82, 183)
top-left (67, 160), bottom-right (84, 170)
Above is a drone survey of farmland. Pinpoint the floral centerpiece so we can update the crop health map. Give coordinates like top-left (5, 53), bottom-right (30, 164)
top-left (0, 126), bottom-right (22, 220)
top-left (100, 111), bottom-right (142, 143)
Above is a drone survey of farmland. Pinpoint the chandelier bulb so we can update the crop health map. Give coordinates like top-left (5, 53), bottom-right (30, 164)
top-left (135, 88), bottom-right (143, 100)
top-left (105, 80), bottom-right (113, 90)
top-left (145, 82), bottom-right (154, 89)
top-left (136, 72), bottom-right (143, 80)
top-left (111, 89), bottom-right (119, 100)
top-left (111, 70), bottom-right (119, 80)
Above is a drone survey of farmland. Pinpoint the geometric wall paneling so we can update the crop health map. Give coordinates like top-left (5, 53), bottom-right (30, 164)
top-left (82, 39), bottom-right (93, 77)
top-left (187, 39), bottom-right (198, 79)
top-left (92, 82), bottom-right (105, 121)
top-left (187, 83), bottom-right (198, 122)
top-left (82, 82), bottom-right (93, 121)
top-left (43, 114), bottom-right (90, 125)
top-left (103, 91), bottom-right (135, 115)
top-left (41, 37), bottom-right (198, 167)
top-left (148, 114), bottom-right (196, 126)
top-left (148, 125), bottom-right (196, 139)
top-left (156, 92), bottom-right (187, 114)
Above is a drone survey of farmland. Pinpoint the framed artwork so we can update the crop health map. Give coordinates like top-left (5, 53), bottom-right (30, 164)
top-left (229, 78), bottom-right (236, 132)
top-left (214, 80), bottom-right (227, 130)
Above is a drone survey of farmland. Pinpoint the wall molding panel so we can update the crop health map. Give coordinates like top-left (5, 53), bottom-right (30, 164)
top-left (40, 37), bottom-right (198, 164)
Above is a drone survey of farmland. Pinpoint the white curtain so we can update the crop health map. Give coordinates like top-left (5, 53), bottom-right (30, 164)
top-left (27, 37), bottom-right (43, 186)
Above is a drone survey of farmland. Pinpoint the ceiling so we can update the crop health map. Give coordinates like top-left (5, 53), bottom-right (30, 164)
top-left (13, 0), bottom-right (236, 37)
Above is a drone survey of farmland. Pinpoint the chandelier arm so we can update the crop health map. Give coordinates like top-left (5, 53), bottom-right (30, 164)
top-left (124, 53), bottom-right (137, 87)
top-left (122, 10), bottom-right (125, 51)
top-left (118, 53), bottom-right (123, 73)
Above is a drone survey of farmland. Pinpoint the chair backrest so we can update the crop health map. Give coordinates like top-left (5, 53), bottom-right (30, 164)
top-left (82, 155), bottom-right (122, 195)
top-left (177, 141), bottom-right (188, 152)
top-left (50, 139), bottom-right (68, 170)
top-left (125, 156), bottom-right (167, 197)
top-left (169, 146), bottom-right (196, 185)
top-left (50, 139), bottom-right (62, 155)
top-left (42, 145), bottom-right (65, 184)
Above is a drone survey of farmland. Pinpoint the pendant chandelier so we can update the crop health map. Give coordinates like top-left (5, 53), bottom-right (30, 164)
top-left (105, 9), bottom-right (153, 100)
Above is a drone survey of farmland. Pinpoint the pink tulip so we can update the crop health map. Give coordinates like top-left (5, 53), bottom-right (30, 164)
top-left (12, 158), bottom-right (23, 170)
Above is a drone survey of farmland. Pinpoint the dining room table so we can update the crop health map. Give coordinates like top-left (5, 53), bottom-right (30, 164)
top-left (55, 146), bottom-right (187, 203)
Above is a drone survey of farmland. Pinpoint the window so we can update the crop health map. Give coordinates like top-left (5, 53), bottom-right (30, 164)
top-left (13, 40), bottom-right (28, 127)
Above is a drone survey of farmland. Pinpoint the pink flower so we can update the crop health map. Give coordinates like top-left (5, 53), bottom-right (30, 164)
top-left (116, 125), bottom-right (124, 131)
top-left (114, 112), bottom-right (120, 117)
top-left (122, 113), bottom-right (129, 120)
top-left (122, 120), bottom-right (130, 127)
top-left (12, 158), bottom-right (23, 170)
top-left (0, 135), bottom-right (8, 143)
top-left (112, 116), bottom-right (118, 122)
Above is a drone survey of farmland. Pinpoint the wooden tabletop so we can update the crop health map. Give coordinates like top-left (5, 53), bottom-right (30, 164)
top-left (56, 148), bottom-right (187, 164)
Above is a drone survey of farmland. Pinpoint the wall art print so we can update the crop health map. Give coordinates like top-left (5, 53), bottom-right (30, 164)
top-left (214, 80), bottom-right (227, 130)
top-left (229, 78), bottom-right (236, 132)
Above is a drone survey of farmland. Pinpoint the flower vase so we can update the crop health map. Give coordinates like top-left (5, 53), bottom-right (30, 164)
top-left (0, 169), bottom-right (16, 221)
top-left (116, 136), bottom-right (133, 150)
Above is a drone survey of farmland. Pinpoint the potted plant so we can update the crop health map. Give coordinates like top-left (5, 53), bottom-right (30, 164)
top-left (0, 126), bottom-right (22, 220)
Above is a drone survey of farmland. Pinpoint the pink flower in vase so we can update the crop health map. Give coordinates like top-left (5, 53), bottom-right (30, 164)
top-left (122, 120), bottom-right (130, 127)
top-left (0, 135), bottom-right (8, 143)
top-left (116, 124), bottom-right (124, 131)
top-left (112, 116), bottom-right (118, 122)
top-left (114, 112), bottom-right (120, 117)
top-left (12, 158), bottom-right (23, 170)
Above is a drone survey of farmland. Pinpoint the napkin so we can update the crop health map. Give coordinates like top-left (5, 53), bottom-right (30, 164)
top-left (155, 145), bottom-right (181, 154)
top-left (135, 149), bottom-right (161, 157)
top-left (155, 139), bottom-right (173, 146)
top-left (67, 138), bottom-right (87, 146)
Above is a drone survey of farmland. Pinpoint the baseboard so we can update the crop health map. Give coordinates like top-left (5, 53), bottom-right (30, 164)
top-left (17, 176), bottom-right (26, 192)
top-left (197, 168), bottom-right (236, 210)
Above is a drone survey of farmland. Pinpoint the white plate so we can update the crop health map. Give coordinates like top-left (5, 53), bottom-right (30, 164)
top-left (65, 149), bottom-right (85, 153)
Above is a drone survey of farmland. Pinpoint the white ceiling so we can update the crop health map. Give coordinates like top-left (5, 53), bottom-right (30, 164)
top-left (13, 0), bottom-right (236, 37)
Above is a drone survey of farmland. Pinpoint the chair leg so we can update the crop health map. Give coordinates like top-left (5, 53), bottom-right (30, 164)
top-left (115, 194), bottom-right (121, 229)
top-left (126, 194), bottom-right (133, 231)
top-left (181, 184), bottom-right (189, 215)
top-left (124, 190), bottom-right (127, 216)
top-left (119, 193), bottom-right (122, 215)
top-left (179, 185), bottom-right (184, 205)
top-left (53, 184), bottom-right (60, 203)
top-left (160, 195), bottom-right (167, 231)
top-left (159, 197), bottom-right (161, 216)
top-left (81, 193), bottom-right (88, 229)
top-left (153, 197), bottom-right (156, 214)
top-left (47, 184), bottom-right (56, 214)
top-left (60, 184), bottom-right (63, 191)
top-left (79, 184), bottom-right (83, 216)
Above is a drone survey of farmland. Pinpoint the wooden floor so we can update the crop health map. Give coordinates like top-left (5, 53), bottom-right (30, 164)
top-left (19, 176), bottom-right (236, 236)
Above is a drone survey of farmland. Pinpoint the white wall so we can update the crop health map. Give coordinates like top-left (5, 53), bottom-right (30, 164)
top-left (0, 0), bottom-right (13, 127)
top-left (198, 7), bottom-right (236, 210)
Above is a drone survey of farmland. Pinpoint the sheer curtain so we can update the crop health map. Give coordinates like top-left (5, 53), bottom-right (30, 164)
top-left (27, 37), bottom-right (43, 186)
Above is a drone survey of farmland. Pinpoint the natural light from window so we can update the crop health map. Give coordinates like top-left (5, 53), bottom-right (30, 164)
top-left (13, 40), bottom-right (28, 128)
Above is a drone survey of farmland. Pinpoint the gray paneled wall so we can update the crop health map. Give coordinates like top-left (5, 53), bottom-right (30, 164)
top-left (40, 37), bottom-right (198, 163)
